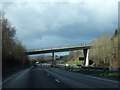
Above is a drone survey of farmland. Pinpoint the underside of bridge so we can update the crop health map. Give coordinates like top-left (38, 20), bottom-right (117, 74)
top-left (26, 45), bottom-right (92, 67)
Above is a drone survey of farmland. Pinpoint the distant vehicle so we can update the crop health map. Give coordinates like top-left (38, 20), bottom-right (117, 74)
top-left (65, 64), bottom-right (69, 67)
top-left (36, 61), bottom-right (39, 64)
top-left (41, 63), bottom-right (47, 65)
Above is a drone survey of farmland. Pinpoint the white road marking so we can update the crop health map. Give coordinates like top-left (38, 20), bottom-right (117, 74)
top-left (55, 79), bottom-right (61, 83)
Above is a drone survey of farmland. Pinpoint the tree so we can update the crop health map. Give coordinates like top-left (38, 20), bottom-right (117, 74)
top-left (89, 30), bottom-right (120, 69)
top-left (89, 35), bottom-right (112, 67)
top-left (110, 29), bottom-right (120, 69)
top-left (1, 12), bottom-right (30, 73)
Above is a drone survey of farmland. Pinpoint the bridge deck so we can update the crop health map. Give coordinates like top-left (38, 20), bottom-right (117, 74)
top-left (26, 45), bottom-right (92, 55)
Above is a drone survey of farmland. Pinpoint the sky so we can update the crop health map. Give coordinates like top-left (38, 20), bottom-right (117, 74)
top-left (118, 1), bottom-right (120, 28)
top-left (1, 0), bottom-right (119, 54)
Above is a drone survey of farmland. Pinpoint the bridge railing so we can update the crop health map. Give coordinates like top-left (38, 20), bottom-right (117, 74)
top-left (28, 43), bottom-right (90, 51)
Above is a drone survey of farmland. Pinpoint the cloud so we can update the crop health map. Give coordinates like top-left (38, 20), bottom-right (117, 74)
top-left (2, 0), bottom-right (119, 50)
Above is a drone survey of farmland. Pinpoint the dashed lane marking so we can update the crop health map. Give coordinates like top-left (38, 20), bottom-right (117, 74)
top-left (55, 79), bottom-right (61, 83)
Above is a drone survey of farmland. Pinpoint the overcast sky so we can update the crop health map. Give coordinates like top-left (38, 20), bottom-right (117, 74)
top-left (2, 0), bottom-right (119, 51)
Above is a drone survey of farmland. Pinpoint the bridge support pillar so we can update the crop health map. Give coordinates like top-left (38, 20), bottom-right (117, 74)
top-left (83, 49), bottom-right (89, 67)
top-left (52, 52), bottom-right (56, 67)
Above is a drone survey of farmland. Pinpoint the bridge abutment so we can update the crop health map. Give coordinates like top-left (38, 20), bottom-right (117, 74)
top-left (83, 49), bottom-right (89, 67)
top-left (52, 52), bottom-right (56, 67)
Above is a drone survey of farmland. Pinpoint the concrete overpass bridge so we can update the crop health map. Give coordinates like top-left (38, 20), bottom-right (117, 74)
top-left (26, 45), bottom-right (92, 67)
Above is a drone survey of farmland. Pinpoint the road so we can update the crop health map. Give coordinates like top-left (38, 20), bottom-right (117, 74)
top-left (2, 66), bottom-right (119, 88)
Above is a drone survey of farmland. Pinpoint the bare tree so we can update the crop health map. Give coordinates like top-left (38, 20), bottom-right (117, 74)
top-left (89, 35), bottom-right (112, 67)
top-left (2, 12), bottom-right (30, 73)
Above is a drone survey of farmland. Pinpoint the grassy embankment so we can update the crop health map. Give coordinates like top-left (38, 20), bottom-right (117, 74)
top-left (60, 60), bottom-right (119, 80)
top-left (77, 70), bottom-right (120, 80)
top-left (66, 60), bottom-right (84, 65)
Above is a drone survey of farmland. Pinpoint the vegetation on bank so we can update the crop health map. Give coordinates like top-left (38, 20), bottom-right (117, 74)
top-left (1, 12), bottom-right (30, 74)
top-left (62, 29), bottom-right (120, 70)
top-left (71, 70), bottom-right (119, 81)
top-left (65, 60), bottom-right (84, 65)
top-left (77, 70), bottom-right (120, 80)
top-left (89, 29), bottom-right (120, 69)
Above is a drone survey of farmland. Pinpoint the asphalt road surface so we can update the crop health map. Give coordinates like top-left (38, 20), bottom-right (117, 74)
top-left (2, 66), bottom-right (120, 88)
